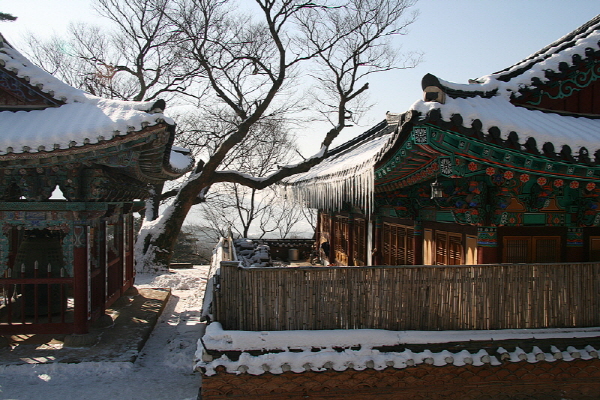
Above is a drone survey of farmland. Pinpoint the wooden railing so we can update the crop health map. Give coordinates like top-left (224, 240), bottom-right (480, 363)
top-left (1, 278), bottom-right (75, 334)
top-left (213, 262), bottom-right (600, 331)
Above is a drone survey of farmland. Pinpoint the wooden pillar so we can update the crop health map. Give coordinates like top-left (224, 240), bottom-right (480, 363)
top-left (477, 227), bottom-right (498, 264)
top-left (125, 212), bottom-right (135, 287)
top-left (8, 226), bottom-right (19, 272)
top-left (315, 210), bottom-right (321, 250)
top-left (566, 228), bottom-right (584, 262)
top-left (72, 225), bottom-right (89, 334)
top-left (329, 212), bottom-right (335, 264)
top-left (347, 215), bottom-right (354, 266)
top-left (373, 216), bottom-right (382, 265)
top-left (413, 221), bottom-right (423, 265)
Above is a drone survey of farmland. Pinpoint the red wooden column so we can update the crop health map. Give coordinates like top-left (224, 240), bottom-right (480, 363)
top-left (72, 225), bottom-right (89, 334)
top-left (566, 228), bottom-right (584, 262)
top-left (477, 227), bottom-right (498, 264)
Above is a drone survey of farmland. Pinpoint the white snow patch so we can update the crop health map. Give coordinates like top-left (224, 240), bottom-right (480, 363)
top-left (170, 149), bottom-right (194, 171)
top-left (201, 322), bottom-right (600, 352)
top-left (1, 265), bottom-right (210, 400)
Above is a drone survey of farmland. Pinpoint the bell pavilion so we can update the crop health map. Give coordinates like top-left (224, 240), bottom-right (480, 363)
top-left (0, 34), bottom-right (194, 335)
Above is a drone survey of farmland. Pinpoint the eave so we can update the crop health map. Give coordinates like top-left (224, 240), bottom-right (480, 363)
top-left (375, 123), bottom-right (600, 194)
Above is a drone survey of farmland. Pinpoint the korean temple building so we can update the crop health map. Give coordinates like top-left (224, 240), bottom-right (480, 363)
top-left (0, 34), bottom-right (193, 335)
top-left (284, 14), bottom-right (600, 268)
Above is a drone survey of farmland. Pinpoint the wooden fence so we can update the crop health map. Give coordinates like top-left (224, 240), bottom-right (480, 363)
top-left (213, 262), bottom-right (600, 331)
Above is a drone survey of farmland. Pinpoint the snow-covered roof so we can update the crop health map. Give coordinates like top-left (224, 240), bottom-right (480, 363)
top-left (283, 14), bottom-right (600, 209)
top-left (412, 94), bottom-right (600, 153)
top-left (429, 14), bottom-right (600, 96)
top-left (413, 14), bottom-right (600, 155)
top-left (197, 322), bottom-right (600, 376)
top-left (0, 34), bottom-right (176, 157)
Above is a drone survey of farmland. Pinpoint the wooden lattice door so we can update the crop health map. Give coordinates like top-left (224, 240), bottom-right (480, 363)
top-left (435, 231), bottom-right (463, 265)
top-left (382, 223), bottom-right (414, 265)
top-left (503, 236), bottom-right (561, 263)
top-left (353, 218), bottom-right (367, 266)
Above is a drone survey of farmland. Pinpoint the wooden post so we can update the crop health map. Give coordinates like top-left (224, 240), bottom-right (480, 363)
top-left (348, 214), bottom-right (354, 266)
top-left (315, 210), bottom-right (321, 244)
top-left (477, 226), bottom-right (498, 264)
top-left (477, 246), bottom-right (498, 264)
top-left (413, 220), bottom-right (423, 265)
top-left (566, 228), bottom-right (584, 262)
top-left (328, 212), bottom-right (335, 264)
top-left (126, 212), bottom-right (135, 287)
top-left (373, 216), bottom-right (382, 265)
top-left (72, 225), bottom-right (89, 334)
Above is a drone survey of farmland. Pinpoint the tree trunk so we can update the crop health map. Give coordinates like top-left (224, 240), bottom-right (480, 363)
top-left (138, 175), bottom-right (206, 270)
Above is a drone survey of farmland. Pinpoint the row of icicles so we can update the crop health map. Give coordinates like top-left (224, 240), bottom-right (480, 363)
top-left (281, 165), bottom-right (375, 215)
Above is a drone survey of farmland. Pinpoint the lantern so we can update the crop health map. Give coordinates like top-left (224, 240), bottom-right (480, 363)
top-left (431, 179), bottom-right (444, 199)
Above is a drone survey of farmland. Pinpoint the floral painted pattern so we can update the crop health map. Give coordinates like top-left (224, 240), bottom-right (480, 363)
top-left (440, 158), bottom-right (453, 175)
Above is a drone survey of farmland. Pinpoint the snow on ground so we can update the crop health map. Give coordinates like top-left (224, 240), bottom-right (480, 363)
top-left (0, 265), bottom-right (210, 400)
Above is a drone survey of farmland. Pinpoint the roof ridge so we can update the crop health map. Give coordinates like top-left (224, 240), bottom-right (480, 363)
top-left (325, 119), bottom-right (389, 159)
top-left (492, 14), bottom-right (600, 82)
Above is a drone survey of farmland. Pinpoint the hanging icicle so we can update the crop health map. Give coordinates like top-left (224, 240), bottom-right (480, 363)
top-left (280, 119), bottom-right (400, 217)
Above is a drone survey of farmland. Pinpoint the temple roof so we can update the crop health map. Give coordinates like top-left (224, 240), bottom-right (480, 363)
top-left (411, 94), bottom-right (600, 155)
top-left (0, 34), bottom-right (178, 157)
top-left (413, 13), bottom-right (600, 156)
top-left (283, 14), bottom-right (600, 211)
top-left (421, 14), bottom-right (600, 100)
top-left (0, 34), bottom-right (194, 201)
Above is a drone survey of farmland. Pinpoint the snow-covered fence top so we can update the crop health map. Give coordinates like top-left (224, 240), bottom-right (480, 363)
top-left (196, 321), bottom-right (600, 376)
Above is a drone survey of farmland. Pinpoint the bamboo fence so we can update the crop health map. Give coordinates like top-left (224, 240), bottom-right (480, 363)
top-left (213, 262), bottom-right (600, 331)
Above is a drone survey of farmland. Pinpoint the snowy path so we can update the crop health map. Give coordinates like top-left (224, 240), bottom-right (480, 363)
top-left (0, 266), bottom-right (209, 400)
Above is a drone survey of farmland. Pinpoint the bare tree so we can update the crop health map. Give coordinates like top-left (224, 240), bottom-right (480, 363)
top-left (200, 185), bottom-right (313, 239)
top-left (21, 0), bottom-right (421, 270)
top-left (137, 0), bottom-right (420, 269)
top-left (267, 190), bottom-right (316, 239)
top-left (198, 119), bottom-right (301, 238)
top-left (24, 0), bottom-right (203, 103)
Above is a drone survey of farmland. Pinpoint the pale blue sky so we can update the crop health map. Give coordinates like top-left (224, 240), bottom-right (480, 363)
top-left (1, 1), bottom-right (599, 153)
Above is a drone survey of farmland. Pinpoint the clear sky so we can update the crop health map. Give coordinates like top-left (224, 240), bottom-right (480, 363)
top-left (1, 1), bottom-right (600, 153)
